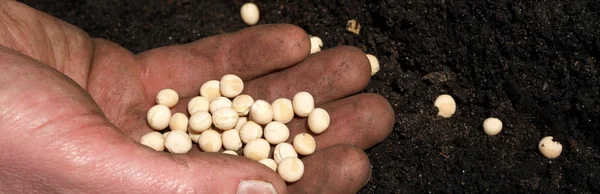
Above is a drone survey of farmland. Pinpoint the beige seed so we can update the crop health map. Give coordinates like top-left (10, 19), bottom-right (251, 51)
top-left (273, 143), bottom-right (298, 164)
top-left (310, 36), bottom-right (323, 54)
top-left (240, 2), bottom-right (260, 25)
top-left (293, 133), bottom-right (316, 156)
top-left (169, 112), bottom-right (189, 132)
top-left (140, 132), bottom-right (165, 152)
top-left (366, 54), bottom-right (380, 76)
top-left (198, 129), bottom-right (222, 152)
top-left (156, 89), bottom-right (179, 108)
top-left (264, 121), bottom-right (290, 144)
top-left (200, 80), bottom-right (221, 102)
top-left (222, 129), bottom-right (243, 151)
top-left (259, 158), bottom-right (278, 171)
top-left (212, 107), bottom-right (239, 130)
top-left (188, 130), bottom-right (202, 143)
top-left (272, 98), bottom-right (294, 123)
top-left (220, 74), bottom-right (244, 98)
top-left (239, 121), bottom-right (263, 144)
top-left (232, 94), bottom-right (254, 116)
top-left (188, 111), bottom-right (212, 133)
top-left (234, 117), bottom-right (248, 131)
top-left (483, 117), bottom-right (503, 136)
top-left (147, 104), bottom-right (172, 130)
top-left (307, 108), bottom-right (330, 134)
top-left (188, 96), bottom-right (210, 115)
top-left (209, 97), bottom-right (233, 114)
top-left (277, 157), bottom-right (304, 183)
top-left (434, 94), bottom-right (456, 118)
top-left (243, 138), bottom-right (271, 161)
top-left (292, 92), bottom-right (314, 117)
top-left (538, 136), bottom-right (562, 159)
top-left (223, 150), bottom-right (239, 155)
top-left (164, 131), bottom-right (192, 154)
top-left (249, 100), bottom-right (274, 125)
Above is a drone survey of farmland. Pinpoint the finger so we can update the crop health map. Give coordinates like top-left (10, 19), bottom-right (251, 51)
top-left (288, 145), bottom-right (371, 193)
top-left (286, 93), bottom-right (395, 150)
top-left (137, 24), bottom-right (311, 100)
top-left (244, 46), bottom-right (372, 105)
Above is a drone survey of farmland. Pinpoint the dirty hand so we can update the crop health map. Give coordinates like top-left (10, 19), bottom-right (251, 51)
top-left (0, 1), bottom-right (393, 193)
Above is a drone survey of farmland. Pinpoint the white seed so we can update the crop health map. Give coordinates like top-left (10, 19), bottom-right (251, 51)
top-left (164, 131), bottom-right (192, 154)
top-left (264, 121), bottom-right (290, 144)
top-left (272, 98), bottom-right (294, 123)
top-left (483, 117), bottom-right (503, 136)
top-left (169, 112), bottom-right (189, 132)
top-left (240, 2), bottom-right (260, 26)
top-left (259, 158), bottom-right (278, 171)
top-left (223, 150), bottom-right (239, 155)
top-left (234, 117), bottom-right (248, 131)
top-left (220, 74), bottom-right (244, 98)
top-left (212, 107), bottom-right (239, 130)
top-left (274, 143), bottom-right (298, 164)
top-left (156, 88), bottom-right (179, 108)
top-left (222, 129), bottom-right (243, 151)
top-left (239, 121), bottom-right (263, 143)
top-left (366, 54), bottom-right (380, 76)
top-left (209, 97), bottom-right (233, 114)
top-left (198, 129), bottom-right (222, 152)
top-left (249, 100), bottom-right (274, 125)
top-left (307, 108), bottom-right (330, 134)
top-left (188, 111), bottom-right (212, 133)
top-left (232, 94), bottom-right (254, 116)
top-left (277, 157), bottom-right (304, 183)
top-left (293, 133), bottom-right (316, 156)
top-left (140, 132), bottom-right (165, 151)
top-left (538, 136), bottom-right (562, 159)
top-left (163, 131), bottom-right (171, 138)
top-left (188, 96), bottom-right (210, 115)
top-left (292, 92), bottom-right (314, 117)
top-left (188, 130), bottom-right (202, 143)
top-left (434, 94), bottom-right (456, 118)
top-left (147, 104), bottom-right (172, 130)
top-left (200, 80), bottom-right (221, 102)
top-left (243, 138), bottom-right (271, 161)
top-left (310, 36), bottom-right (323, 54)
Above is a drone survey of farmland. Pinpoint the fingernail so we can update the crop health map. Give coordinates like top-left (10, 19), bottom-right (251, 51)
top-left (237, 180), bottom-right (277, 194)
top-left (363, 165), bottom-right (373, 187)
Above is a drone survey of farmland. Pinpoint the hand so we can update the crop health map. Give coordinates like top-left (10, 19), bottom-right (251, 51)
top-left (0, 1), bottom-right (394, 193)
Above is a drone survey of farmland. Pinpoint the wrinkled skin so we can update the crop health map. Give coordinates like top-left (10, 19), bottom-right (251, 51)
top-left (0, 1), bottom-right (394, 193)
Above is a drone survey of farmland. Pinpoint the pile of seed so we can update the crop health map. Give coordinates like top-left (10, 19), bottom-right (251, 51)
top-left (140, 74), bottom-right (330, 183)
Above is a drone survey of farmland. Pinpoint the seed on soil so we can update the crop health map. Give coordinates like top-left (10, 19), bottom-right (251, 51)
top-left (240, 2), bottom-right (260, 26)
top-left (366, 54), bottom-right (380, 76)
top-left (434, 94), bottom-right (456, 118)
top-left (483, 117), bottom-right (503, 136)
top-left (538, 136), bottom-right (562, 159)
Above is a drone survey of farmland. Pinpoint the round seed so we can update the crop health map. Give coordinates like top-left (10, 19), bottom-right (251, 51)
top-left (277, 157), bottom-right (304, 183)
top-left (220, 74), bottom-right (244, 98)
top-left (292, 92), bottom-right (314, 117)
top-left (272, 98), bottom-right (294, 123)
top-left (243, 138), bottom-right (270, 161)
top-left (249, 100), bottom-right (274, 125)
top-left (434, 94), bottom-right (456, 118)
top-left (140, 131), bottom-right (165, 151)
top-left (188, 111), bottom-right (212, 133)
top-left (259, 158), bottom-right (278, 171)
top-left (307, 108), bottom-right (330, 134)
top-left (273, 143), bottom-right (298, 164)
top-left (169, 112), bottom-right (189, 132)
top-left (200, 80), bottom-right (221, 102)
top-left (164, 131), bottom-right (192, 154)
top-left (198, 129), bottom-right (222, 152)
top-left (147, 104), bottom-right (172, 130)
top-left (188, 96), bottom-right (210, 115)
top-left (232, 94), bottom-right (254, 116)
top-left (264, 121), bottom-right (290, 145)
top-left (222, 129), bottom-right (243, 151)
top-left (209, 97), bottom-right (233, 114)
top-left (538, 136), bottom-right (562, 159)
top-left (156, 88), bottom-right (179, 108)
top-left (212, 107), bottom-right (239, 130)
top-left (293, 133), bottom-right (316, 156)
top-left (239, 121), bottom-right (263, 144)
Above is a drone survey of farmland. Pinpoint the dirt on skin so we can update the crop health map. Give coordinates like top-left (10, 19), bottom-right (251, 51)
top-left (21, 0), bottom-right (600, 193)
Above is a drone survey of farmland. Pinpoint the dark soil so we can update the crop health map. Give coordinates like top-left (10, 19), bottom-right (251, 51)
top-left (21, 0), bottom-right (600, 193)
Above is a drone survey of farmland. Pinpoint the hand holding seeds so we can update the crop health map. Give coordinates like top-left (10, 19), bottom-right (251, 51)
top-left (1, 8), bottom-right (394, 192)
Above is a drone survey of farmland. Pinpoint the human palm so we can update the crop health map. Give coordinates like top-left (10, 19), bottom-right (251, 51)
top-left (0, 1), bottom-right (393, 193)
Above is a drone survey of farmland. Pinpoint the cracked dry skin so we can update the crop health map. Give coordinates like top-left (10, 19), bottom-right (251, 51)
top-left (22, 0), bottom-right (600, 193)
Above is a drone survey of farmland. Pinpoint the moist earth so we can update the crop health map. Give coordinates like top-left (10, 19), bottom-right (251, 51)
top-left (20, 0), bottom-right (600, 193)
